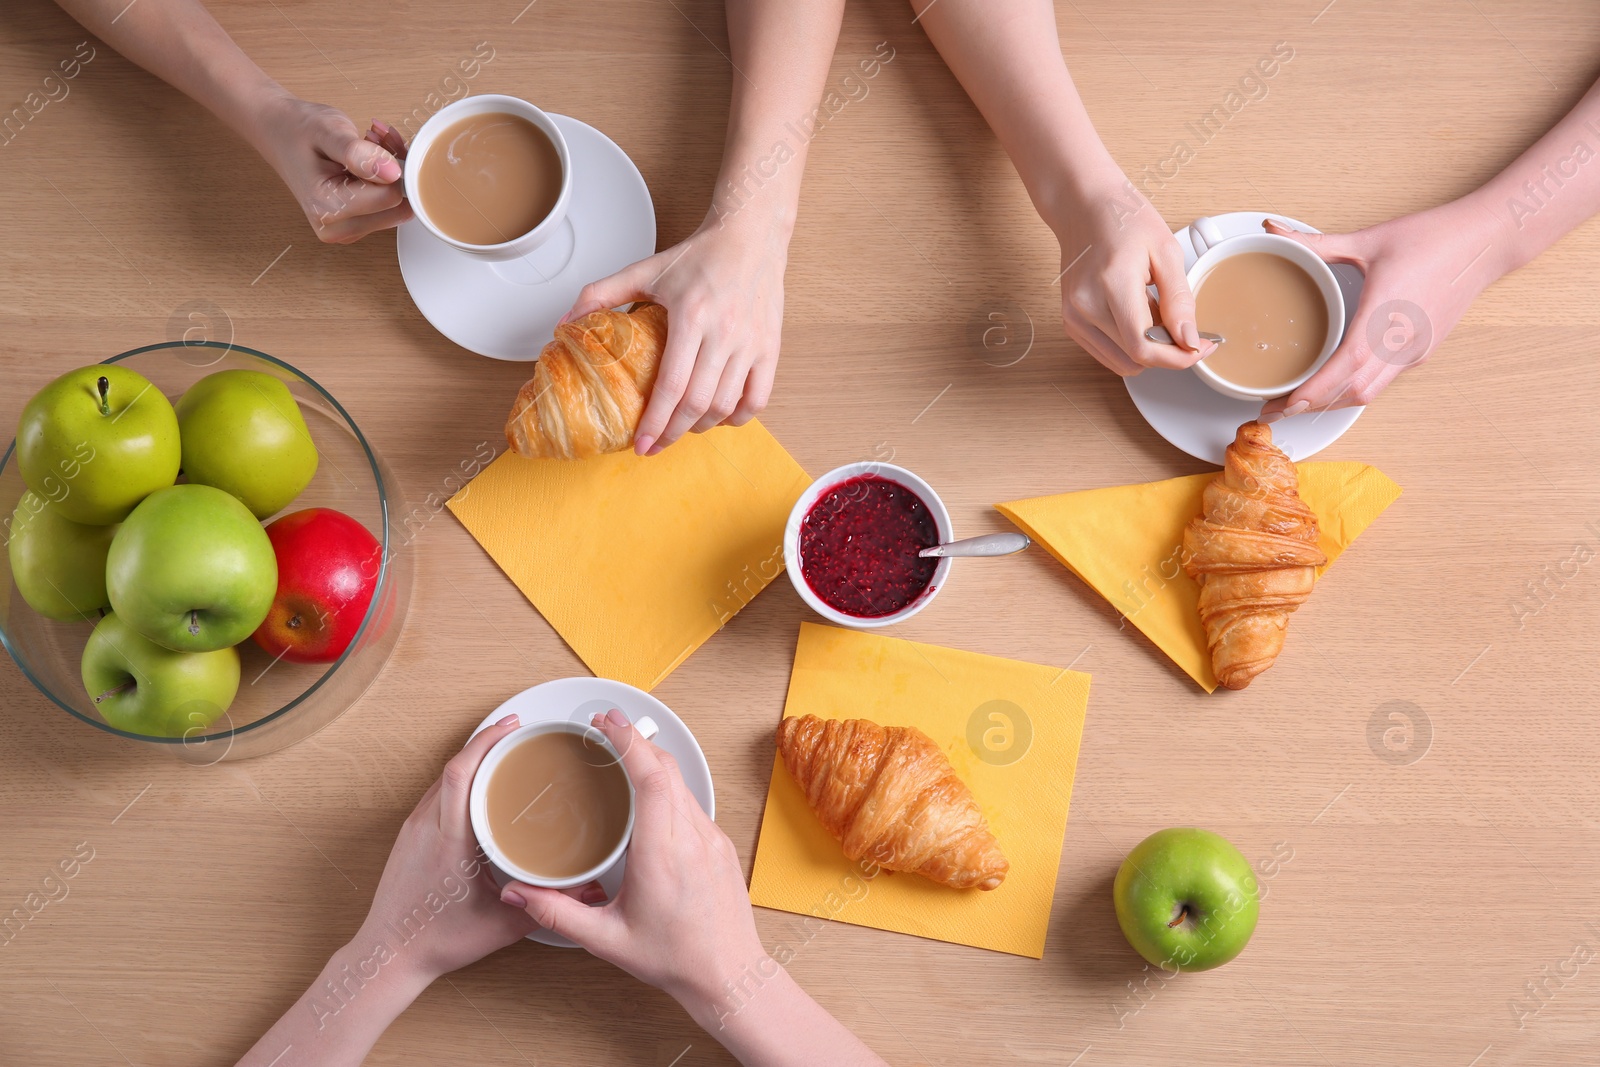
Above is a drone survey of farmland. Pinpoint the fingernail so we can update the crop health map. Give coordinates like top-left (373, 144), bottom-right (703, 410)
top-left (496, 713), bottom-right (519, 727)
top-left (605, 708), bottom-right (629, 727)
top-left (377, 158), bottom-right (402, 183)
top-left (579, 886), bottom-right (607, 905)
top-left (634, 435), bottom-right (654, 456)
top-left (500, 887), bottom-right (527, 908)
top-left (1283, 400), bottom-right (1310, 418)
top-left (1260, 409), bottom-right (1286, 425)
top-left (372, 118), bottom-right (393, 136)
top-left (1181, 322), bottom-right (1201, 351)
top-left (645, 443), bottom-right (664, 458)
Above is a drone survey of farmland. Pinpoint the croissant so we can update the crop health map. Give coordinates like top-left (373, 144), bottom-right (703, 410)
top-left (504, 302), bottom-right (668, 459)
top-left (776, 714), bottom-right (1009, 891)
top-left (1182, 421), bottom-right (1327, 690)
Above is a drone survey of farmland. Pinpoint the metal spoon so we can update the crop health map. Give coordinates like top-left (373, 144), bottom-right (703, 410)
top-left (918, 532), bottom-right (1032, 559)
top-left (1144, 325), bottom-right (1225, 346)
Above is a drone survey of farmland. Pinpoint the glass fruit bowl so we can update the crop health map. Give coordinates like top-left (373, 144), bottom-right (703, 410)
top-left (0, 341), bottom-right (413, 762)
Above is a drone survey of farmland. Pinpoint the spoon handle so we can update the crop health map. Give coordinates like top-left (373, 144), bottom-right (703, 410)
top-left (1144, 325), bottom-right (1226, 346)
top-left (919, 532), bottom-right (1032, 558)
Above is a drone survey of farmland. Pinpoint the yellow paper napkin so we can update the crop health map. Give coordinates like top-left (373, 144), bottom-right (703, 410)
top-left (748, 623), bottom-right (1091, 958)
top-left (996, 461), bottom-right (1401, 692)
top-left (446, 423), bottom-right (810, 691)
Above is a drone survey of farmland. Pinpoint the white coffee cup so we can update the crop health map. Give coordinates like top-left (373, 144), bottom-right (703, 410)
top-left (1186, 216), bottom-right (1345, 402)
top-left (404, 94), bottom-right (573, 262)
top-left (469, 714), bottom-right (658, 889)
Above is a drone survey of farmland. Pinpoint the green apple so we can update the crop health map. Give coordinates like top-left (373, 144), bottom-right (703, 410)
top-left (175, 369), bottom-right (318, 519)
top-left (81, 612), bottom-right (239, 738)
top-left (6, 491), bottom-right (118, 621)
top-left (16, 364), bottom-right (181, 525)
top-left (1113, 828), bottom-right (1260, 972)
top-left (106, 483), bottom-right (277, 652)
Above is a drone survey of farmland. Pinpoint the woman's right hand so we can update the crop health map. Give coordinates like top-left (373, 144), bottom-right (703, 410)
top-left (251, 91), bottom-right (413, 244)
top-left (562, 209), bottom-right (789, 456)
top-left (1047, 174), bottom-right (1216, 375)
top-left (499, 710), bottom-right (765, 1001)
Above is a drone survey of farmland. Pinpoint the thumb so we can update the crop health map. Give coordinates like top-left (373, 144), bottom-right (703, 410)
top-left (1262, 218), bottom-right (1367, 269)
top-left (501, 882), bottom-right (612, 949)
top-left (336, 131), bottom-right (403, 184)
top-left (561, 258), bottom-right (657, 324)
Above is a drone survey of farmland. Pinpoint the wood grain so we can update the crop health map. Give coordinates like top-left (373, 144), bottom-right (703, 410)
top-left (2, 1), bottom-right (1599, 1063)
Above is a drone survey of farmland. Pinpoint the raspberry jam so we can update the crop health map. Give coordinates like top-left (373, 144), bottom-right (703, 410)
top-left (799, 475), bottom-right (940, 618)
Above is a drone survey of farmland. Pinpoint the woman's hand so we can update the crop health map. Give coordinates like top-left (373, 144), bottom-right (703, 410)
top-left (500, 710), bottom-right (764, 1000)
top-left (237, 714), bottom-right (553, 1066)
top-left (252, 92), bottom-right (413, 244)
top-left (351, 713), bottom-right (543, 987)
top-left (1047, 177), bottom-right (1215, 376)
top-left (563, 212), bottom-right (788, 455)
top-left (1259, 209), bottom-right (1492, 418)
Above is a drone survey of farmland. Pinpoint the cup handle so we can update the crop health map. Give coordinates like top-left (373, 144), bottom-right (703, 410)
top-left (633, 715), bottom-right (659, 741)
top-left (1190, 216), bottom-right (1226, 256)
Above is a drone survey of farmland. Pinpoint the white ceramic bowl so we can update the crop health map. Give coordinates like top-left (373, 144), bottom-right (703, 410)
top-left (783, 462), bottom-right (953, 629)
top-left (1188, 230), bottom-right (1345, 402)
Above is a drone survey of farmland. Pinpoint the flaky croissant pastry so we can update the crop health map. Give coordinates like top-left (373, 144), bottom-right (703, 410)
top-left (776, 714), bottom-right (1009, 891)
top-left (1182, 421), bottom-right (1327, 690)
top-left (504, 302), bottom-right (668, 459)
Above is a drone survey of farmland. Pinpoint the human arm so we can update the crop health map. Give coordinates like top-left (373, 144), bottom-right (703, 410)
top-left (564, 0), bottom-right (847, 455)
top-left (52, 0), bottom-right (410, 242)
top-left (910, 0), bottom-right (1212, 374)
top-left (501, 711), bottom-right (889, 1067)
top-left (1261, 75), bottom-right (1600, 417)
top-left (234, 714), bottom-right (551, 1066)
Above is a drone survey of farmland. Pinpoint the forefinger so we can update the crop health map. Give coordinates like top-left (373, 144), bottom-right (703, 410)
top-left (315, 175), bottom-right (405, 227)
top-left (590, 711), bottom-right (684, 835)
top-left (1149, 240), bottom-right (1210, 361)
top-left (633, 322), bottom-right (704, 455)
top-left (1262, 342), bottom-right (1373, 417)
top-left (440, 713), bottom-right (521, 837)
top-left (1106, 279), bottom-right (1204, 371)
top-left (1068, 318), bottom-right (1144, 377)
top-left (591, 710), bottom-right (669, 786)
top-left (364, 119), bottom-right (409, 161)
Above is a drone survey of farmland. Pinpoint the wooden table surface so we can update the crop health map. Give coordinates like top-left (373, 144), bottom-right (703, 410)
top-left (4, 1), bottom-right (1600, 1063)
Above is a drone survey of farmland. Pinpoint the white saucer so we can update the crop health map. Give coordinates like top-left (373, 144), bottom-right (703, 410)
top-left (398, 114), bottom-right (657, 361)
top-left (1124, 211), bottom-right (1366, 465)
top-left (466, 677), bottom-right (714, 948)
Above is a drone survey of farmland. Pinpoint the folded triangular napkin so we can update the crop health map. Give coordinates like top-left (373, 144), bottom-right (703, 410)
top-left (996, 462), bottom-right (1400, 691)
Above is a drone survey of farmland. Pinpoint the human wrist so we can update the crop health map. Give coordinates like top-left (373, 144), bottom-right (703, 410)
top-left (663, 944), bottom-right (781, 1030)
top-left (342, 921), bottom-right (438, 1003)
top-left (1034, 147), bottom-right (1129, 238)
top-left (1423, 190), bottom-right (1515, 287)
top-left (705, 136), bottom-right (804, 240)
top-left (233, 83), bottom-right (300, 164)
top-left (698, 193), bottom-right (797, 263)
top-left (1458, 178), bottom-right (1545, 279)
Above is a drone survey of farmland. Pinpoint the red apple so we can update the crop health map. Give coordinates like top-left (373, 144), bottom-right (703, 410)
top-left (251, 508), bottom-right (382, 663)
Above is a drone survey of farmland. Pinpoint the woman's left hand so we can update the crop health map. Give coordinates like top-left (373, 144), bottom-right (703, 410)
top-left (1259, 208), bottom-right (1493, 419)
